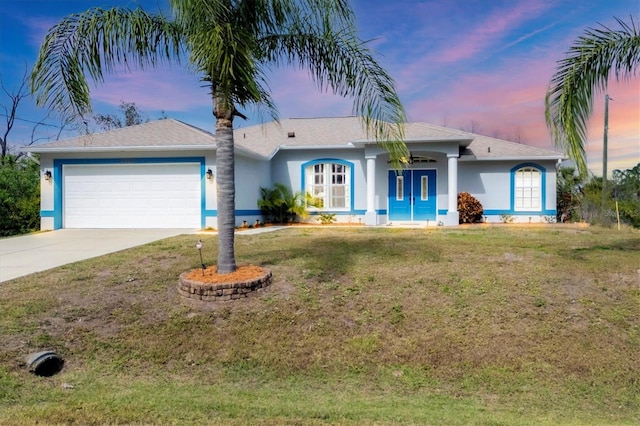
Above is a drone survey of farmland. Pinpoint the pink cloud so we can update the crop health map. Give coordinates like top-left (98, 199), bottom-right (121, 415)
top-left (90, 67), bottom-right (209, 112)
top-left (25, 16), bottom-right (60, 48)
top-left (437, 1), bottom-right (553, 64)
top-left (405, 51), bottom-right (639, 175)
top-left (406, 56), bottom-right (557, 144)
top-left (266, 68), bottom-right (354, 119)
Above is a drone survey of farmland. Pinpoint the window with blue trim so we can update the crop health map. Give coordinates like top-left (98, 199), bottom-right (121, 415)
top-left (306, 162), bottom-right (350, 209)
top-left (514, 167), bottom-right (541, 211)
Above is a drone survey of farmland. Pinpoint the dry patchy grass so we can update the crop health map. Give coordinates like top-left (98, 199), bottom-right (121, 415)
top-left (1, 225), bottom-right (639, 424)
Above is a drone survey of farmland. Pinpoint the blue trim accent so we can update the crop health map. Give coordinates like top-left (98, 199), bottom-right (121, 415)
top-left (484, 209), bottom-right (557, 216)
top-left (52, 157), bottom-right (206, 229)
top-left (307, 210), bottom-right (366, 216)
top-left (54, 157), bottom-right (204, 165)
top-left (510, 163), bottom-right (547, 214)
top-left (301, 158), bottom-right (355, 212)
top-left (204, 210), bottom-right (217, 217)
top-left (236, 209), bottom-right (262, 215)
top-left (40, 210), bottom-right (55, 217)
top-left (438, 209), bottom-right (448, 215)
top-left (376, 209), bottom-right (387, 215)
top-left (53, 163), bottom-right (62, 229)
top-left (200, 163), bottom-right (206, 229)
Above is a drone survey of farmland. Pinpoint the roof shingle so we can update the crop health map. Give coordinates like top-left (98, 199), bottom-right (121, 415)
top-left (28, 119), bottom-right (216, 150)
top-left (28, 116), bottom-right (563, 160)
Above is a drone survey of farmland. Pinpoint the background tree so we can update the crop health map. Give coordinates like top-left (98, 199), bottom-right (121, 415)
top-left (556, 166), bottom-right (585, 223)
top-left (31, 0), bottom-right (408, 273)
top-left (2, 69), bottom-right (73, 163)
top-left (545, 16), bottom-right (640, 177)
top-left (0, 154), bottom-right (40, 236)
top-left (0, 73), bottom-right (30, 162)
top-left (560, 162), bottom-right (640, 228)
top-left (94, 101), bottom-right (149, 131)
top-left (611, 163), bottom-right (640, 227)
top-left (1, 70), bottom-right (74, 236)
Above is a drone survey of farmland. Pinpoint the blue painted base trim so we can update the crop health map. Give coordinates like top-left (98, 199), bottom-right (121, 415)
top-left (484, 209), bottom-right (557, 216)
top-left (307, 210), bottom-right (366, 216)
top-left (435, 209), bottom-right (557, 216)
top-left (40, 210), bottom-right (55, 217)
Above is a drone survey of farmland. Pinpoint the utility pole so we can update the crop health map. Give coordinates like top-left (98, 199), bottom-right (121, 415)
top-left (602, 94), bottom-right (610, 211)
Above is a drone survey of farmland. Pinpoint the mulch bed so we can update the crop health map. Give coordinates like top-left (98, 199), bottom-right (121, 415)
top-left (183, 265), bottom-right (268, 284)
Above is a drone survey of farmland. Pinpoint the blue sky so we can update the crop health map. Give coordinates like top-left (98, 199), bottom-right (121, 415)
top-left (1, 0), bottom-right (638, 174)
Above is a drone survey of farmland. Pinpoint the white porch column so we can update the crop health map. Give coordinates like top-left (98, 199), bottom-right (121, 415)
top-left (365, 156), bottom-right (377, 225)
top-left (446, 154), bottom-right (459, 226)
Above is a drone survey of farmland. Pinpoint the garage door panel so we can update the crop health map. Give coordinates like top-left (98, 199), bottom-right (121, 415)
top-left (63, 163), bottom-right (201, 229)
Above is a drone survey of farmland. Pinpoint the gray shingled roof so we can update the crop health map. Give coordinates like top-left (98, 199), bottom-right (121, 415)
top-left (460, 133), bottom-right (564, 160)
top-left (233, 116), bottom-right (475, 158)
top-left (27, 119), bottom-right (216, 151)
top-left (28, 116), bottom-right (563, 160)
top-left (234, 116), bottom-right (369, 157)
top-left (235, 116), bottom-right (563, 160)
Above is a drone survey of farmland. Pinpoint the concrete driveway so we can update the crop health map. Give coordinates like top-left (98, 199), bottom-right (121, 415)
top-left (0, 229), bottom-right (195, 283)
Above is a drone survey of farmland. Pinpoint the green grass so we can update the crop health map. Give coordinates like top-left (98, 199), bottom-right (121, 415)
top-left (1, 225), bottom-right (639, 425)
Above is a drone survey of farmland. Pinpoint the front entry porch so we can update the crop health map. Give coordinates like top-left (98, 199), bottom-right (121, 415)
top-left (363, 148), bottom-right (460, 226)
top-left (388, 169), bottom-right (437, 221)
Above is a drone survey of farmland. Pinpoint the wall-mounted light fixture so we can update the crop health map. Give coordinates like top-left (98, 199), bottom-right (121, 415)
top-left (44, 170), bottom-right (52, 181)
top-left (206, 168), bottom-right (214, 180)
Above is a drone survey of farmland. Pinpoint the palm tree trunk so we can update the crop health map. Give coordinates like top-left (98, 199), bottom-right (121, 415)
top-left (214, 102), bottom-right (237, 274)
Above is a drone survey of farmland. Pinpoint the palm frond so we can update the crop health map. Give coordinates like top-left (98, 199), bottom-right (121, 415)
top-left (259, 7), bottom-right (408, 166)
top-left (545, 16), bottom-right (640, 177)
top-left (30, 7), bottom-right (184, 121)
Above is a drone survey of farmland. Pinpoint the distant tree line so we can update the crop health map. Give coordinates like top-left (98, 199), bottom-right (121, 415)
top-left (557, 163), bottom-right (640, 228)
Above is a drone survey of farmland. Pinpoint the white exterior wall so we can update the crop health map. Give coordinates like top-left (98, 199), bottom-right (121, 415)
top-left (458, 160), bottom-right (558, 223)
top-left (458, 162), bottom-right (511, 211)
top-left (233, 155), bottom-right (271, 226)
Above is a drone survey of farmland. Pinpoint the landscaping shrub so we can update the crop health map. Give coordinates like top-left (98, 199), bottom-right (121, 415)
top-left (458, 192), bottom-right (484, 224)
top-left (257, 183), bottom-right (308, 223)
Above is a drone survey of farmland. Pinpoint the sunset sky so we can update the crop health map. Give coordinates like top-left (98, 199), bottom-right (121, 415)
top-left (1, 0), bottom-right (638, 175)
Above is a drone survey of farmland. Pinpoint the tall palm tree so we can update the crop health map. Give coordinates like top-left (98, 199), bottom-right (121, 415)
top-left (545, 16), bottom-right (639, 177)
top-left (31, 0), bottom-right (408, 273)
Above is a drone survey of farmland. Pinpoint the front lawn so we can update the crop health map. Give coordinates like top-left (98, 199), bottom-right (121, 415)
top-left (1, 225), bottom-right (638, 425)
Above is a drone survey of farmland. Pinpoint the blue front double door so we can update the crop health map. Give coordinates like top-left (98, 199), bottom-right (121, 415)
top-left (388, 169), bottom-right (437, 221)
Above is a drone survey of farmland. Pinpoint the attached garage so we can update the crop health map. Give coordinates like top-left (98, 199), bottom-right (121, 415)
top-left (62, 163), bottom-right (202, 229)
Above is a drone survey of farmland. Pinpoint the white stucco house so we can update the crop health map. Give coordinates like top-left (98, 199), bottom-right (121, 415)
top-left (28, 116), bottom-right (564, 230)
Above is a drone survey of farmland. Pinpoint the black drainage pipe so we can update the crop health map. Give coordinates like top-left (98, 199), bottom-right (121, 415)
top-left (26, 351), bottom-right (64, 377)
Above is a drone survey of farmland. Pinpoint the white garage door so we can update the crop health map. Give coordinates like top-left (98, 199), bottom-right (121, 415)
top-left (63, 163), bottom-right (201, 228)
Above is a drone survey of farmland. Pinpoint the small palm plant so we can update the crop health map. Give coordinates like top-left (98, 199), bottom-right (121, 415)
top-left (258, 183), bottom-right (309, 223)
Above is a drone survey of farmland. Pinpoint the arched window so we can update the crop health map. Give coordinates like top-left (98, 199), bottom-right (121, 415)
top-left (514, 166), bottom-right (541, 211)
top-left (303, 160), bottom-right (351, 210)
